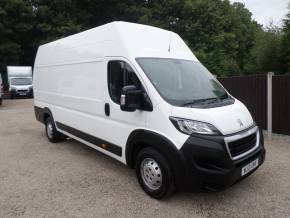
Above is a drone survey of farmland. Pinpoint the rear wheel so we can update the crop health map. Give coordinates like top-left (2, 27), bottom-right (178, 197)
top-left (136, 147), bottom-right (175, 199)
top-left (45, 116), bottom-right (64, 143)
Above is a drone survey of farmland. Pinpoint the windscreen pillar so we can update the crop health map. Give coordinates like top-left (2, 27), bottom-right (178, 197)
top-left (267, 72), bottom-right (274, 140)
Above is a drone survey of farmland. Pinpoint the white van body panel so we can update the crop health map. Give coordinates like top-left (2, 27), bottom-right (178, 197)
top-left (34, 21), bottom-right (254, 164)
top-left (147, 101), bottom-right (189, 150)
top-left (34, 59), bottom-right (127, 163)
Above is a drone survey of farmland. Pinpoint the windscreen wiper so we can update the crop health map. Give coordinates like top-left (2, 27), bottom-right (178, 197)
top-left (182, 97), bottom-right (219, 107)
top-left (219, 93), bottom-right (235, 102)
top-left (219, 93), bottom-right (229, 100)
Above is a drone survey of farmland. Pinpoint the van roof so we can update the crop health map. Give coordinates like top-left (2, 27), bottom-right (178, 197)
top-left (35, 21), bottom-right (198, 67)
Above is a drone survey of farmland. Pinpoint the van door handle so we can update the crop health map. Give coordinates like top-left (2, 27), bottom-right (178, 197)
top-left (105, 103), bottom-right (110, 116)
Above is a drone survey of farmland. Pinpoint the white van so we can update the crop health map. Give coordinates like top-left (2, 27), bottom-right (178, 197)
top-left (33, 22), bottom-right (265, 198)
top-left (8, 66), bottom-right (33, 98)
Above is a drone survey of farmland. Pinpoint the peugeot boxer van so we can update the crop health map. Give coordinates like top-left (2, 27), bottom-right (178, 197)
top-left (33, 21), bottom-right (265, 199)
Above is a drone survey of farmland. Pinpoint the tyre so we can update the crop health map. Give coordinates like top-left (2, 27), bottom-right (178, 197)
top-left (136, 147), bottom-right (175, 199)
top-left (45, 116), bottom-right (64, 143)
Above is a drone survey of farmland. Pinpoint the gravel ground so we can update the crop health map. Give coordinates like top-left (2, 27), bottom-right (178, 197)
top-left (0, 99), bottom-right (290, 217)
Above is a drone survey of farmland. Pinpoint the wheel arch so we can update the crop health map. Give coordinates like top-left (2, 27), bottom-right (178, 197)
top-left (125, 129), bottom-right (189, 190)
top-left (34, 106), bottom-right (54, 124)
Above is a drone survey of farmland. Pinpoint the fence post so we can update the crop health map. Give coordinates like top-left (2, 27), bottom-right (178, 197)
top-left (267, 72), bottom-right (274, 140)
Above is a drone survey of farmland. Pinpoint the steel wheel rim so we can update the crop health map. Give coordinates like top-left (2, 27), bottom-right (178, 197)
top-left (140, 158), bottom-right (162, 190)
top-left (46, 122), bottom-right (54, 139)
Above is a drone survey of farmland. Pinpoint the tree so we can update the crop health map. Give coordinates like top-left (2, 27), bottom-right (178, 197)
top-left (0, 0), bottom-right (35, 88)
top-left (281, 3), bottom-right (290, 73)
top-left (170, 0), bottom-right (259, 76)
top-left (30, 0), bottom-right (82, 43)
top-left (245, 23), bottom-right (283, 74)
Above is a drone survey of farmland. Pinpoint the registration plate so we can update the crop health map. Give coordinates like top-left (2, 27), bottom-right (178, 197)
top-left (241, 159), bottom-right (259, 176)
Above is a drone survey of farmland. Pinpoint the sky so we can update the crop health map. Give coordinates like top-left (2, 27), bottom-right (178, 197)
top-left (230, 0), bottom-right (289, 27)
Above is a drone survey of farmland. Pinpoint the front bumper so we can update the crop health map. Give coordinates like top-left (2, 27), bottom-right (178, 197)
top-left (10, 89), bottom-right (33, 97)
top-left (178, 125), bottom-right (265, 192)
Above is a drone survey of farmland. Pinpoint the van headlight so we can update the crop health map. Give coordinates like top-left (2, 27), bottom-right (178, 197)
top-left (169, 117), bottom-right (220, 135)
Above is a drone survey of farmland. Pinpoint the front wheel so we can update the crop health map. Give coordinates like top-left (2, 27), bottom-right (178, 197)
top-left (136, 147), bottom-right (175, 199)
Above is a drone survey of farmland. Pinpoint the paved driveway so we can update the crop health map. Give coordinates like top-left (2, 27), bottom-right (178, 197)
top-left (0, 99), bottom-right (289, 217)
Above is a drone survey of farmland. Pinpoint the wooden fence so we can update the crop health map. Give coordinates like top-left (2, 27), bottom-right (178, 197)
top-left (272, 75), bottom-right (290, 135)
top-left (219, 74), bottom-right (290, 136)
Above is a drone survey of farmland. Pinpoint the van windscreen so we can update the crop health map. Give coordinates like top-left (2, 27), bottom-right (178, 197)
top-left (11, 78), bottom-right (32, 85)
top-left (136, 58), bottom-right (232, 107)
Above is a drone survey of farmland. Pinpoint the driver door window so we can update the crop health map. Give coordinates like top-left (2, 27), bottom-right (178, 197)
top-left (108, 60), bottom-right (141, 104)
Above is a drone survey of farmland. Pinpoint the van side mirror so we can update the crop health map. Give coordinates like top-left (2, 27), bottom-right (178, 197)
top-left (120, 85), bottom-right (142, 112)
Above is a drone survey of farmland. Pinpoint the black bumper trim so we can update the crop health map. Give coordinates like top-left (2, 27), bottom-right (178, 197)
top-left (56, 122), bottom-right (122, 157)
top-left (34, 106), bottom-right (44, 123)
top-left (10, 89), bottom-right (33, 97)
top-left (34, 106), bottom-right (122, 157)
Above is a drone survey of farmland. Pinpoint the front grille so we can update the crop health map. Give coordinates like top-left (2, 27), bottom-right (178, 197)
top-left (228, 133), bottom-right (257, 158)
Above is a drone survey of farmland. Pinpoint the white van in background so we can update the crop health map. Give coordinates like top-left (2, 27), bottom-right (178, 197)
top-left (8, 66), bottom-right (33, 98)
top-left (33, 21), bottom-right (265, 199)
